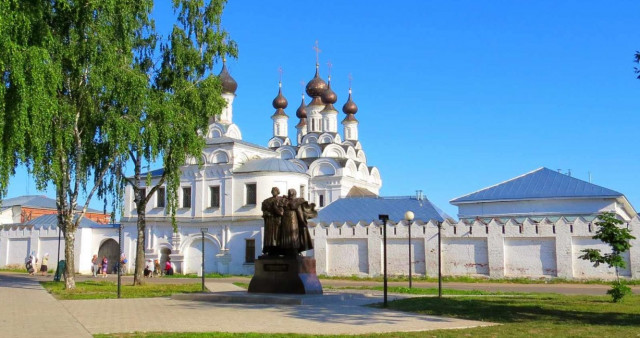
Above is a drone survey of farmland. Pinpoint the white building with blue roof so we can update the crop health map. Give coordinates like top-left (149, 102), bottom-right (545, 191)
top-left (450, 167), bottom-right (637, 221)
top-left (119, 60), bottom-right (384, 275)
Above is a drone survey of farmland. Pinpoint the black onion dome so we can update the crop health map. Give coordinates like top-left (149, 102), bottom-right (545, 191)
top-left (218, 60), bottom-right (238, 94)
top-left (296, 95), bottom-right (307, 119)
top-left (342, 89), bottom-right (358, 115)
top-left (272, 84), bottom-right (288, 109)
top-left (321, 77), bottom-right (337, 104)
top-left (305, 64), bottom-right (327, 98)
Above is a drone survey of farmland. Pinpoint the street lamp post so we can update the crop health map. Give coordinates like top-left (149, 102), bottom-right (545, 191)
top-left (404, 211), bottom-right (414, 289)
top-left (118, 224), bottom-right (123, 299)
top-left (200, 228), bottom-right (208, 292)
top-left (437, 220), bottom-right (442, 298)
top-left (378, 214), bottom-right (389, 307)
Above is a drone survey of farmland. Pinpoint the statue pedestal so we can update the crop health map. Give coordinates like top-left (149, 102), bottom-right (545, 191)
top-left (248, 256), bottom-right (323, 294)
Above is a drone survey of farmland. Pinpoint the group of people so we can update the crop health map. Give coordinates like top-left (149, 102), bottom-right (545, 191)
top-left (91, 254), bottom-right (128, 277)
top-left (24, 251), bottom-right (49, 276)
top-left (261, 187), bottom-right (318, 257)
top-left (143, 259), bottom-right (169, 277)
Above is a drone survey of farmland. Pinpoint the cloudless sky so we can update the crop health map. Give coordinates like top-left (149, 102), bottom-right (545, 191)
top-left (6, 1), bottom-right (640, 219)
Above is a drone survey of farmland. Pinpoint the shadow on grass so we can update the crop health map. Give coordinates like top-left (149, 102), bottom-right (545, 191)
top-left (387, 295), bottom-right (640, 327)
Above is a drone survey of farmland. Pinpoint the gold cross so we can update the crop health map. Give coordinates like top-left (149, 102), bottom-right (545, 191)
top-left (327, 61), bottom-right (333, 78)
top-left (278, 66), bottom-right (283, 83)
top-left (313, 40), bottom-right (321, 65)
top-left (348, 73), bottom-right (353, 88)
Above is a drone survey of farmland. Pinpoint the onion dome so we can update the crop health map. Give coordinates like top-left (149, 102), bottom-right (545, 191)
top-left (272, 82), bottom-right (288, 117)
top-left (321, 76), bottom-right (337, 104)
top-left (305, 63), bottom-right (328, 102)
top-left (342, 88), bottom-right (358, 115)
top-left (218, 59), bottom-right (238, 94)
top-left (296, 94), bottom-right (307, 119)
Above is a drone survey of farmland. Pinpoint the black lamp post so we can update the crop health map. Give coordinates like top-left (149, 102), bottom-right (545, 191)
top-left (200, 227), bottom-right (208, 292)
top-left (437, 220), bottom-right (442, 298)
top-left (378, 214), bottom-right (389, 307)
top-left (404, 211), bottom-right (414, 289)
top-left (118, 224), bottom-right (123, 299)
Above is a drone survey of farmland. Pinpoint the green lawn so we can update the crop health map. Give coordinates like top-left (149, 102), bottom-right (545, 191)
top-left (328, 285), bottom-right (527, 296)
top-left (41, 280), bottom-right (204, 300)
top-left (318, 274), bottom-right (640, 285)
top-left (94, 293), bottom-right (640, 337)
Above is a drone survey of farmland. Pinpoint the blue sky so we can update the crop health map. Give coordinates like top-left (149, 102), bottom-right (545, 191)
top-left (6, 1), bottom-right (640, 219)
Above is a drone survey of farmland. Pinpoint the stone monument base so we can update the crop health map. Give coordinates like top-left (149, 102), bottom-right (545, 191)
top-left (248, 256), bottom-right (323, 294)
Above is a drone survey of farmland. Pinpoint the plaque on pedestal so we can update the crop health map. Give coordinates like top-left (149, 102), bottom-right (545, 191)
top-left (248, 256), bottom-right (322, 294)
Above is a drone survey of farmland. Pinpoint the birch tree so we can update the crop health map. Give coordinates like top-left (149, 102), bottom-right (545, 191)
top-left (118, 0), bottom-right (237, 285)
top-left (1, 0), bottom-right (153, 289)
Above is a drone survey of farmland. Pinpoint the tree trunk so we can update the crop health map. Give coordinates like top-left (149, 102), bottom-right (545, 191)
top-left (133, 206), bottom-right (146, 285)
top-left (63, 226), bottom-right (76, 289)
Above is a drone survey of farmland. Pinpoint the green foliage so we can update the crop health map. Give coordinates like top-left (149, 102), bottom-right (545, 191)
top-left (607, 281), bottom-right (632, 303)
top-left (579, 212), bottom-right (635, 271)
top-left (118, 0), bottom-right (237, 285)
top-left (1, 0), bottom-right (156, 289)
top-left (578, 212), bottom-right (635, 302)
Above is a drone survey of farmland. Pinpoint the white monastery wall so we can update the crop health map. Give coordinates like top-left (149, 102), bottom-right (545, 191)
top-left (309, 216), bottom-right (640, 280)
top-left (2, 216), bottom-right (639, 281)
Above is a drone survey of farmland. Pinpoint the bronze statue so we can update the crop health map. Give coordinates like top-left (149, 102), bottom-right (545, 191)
top-left (262, 187), bottom-right (317, 257)
top-left (261, 187), bottom-right (284, 256)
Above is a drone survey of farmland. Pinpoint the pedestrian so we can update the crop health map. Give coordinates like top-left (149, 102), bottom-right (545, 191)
top-left (144, 265), bottom-right (151, 278)
top-left (28, 251), bottom-right (37, 275)
top-left (40, 253), bottom-right (49, 276)
top-left (91, 254), bottom-right (99, 277)
top-left (146, 259), bottom-right (154, 278)
top-left (101, 256), bottom-right (108, 278)
top-left (154, 259), bottom-right (161, 277)
top-left (164, 257), bottom-right (173, 275)
top-left (25, 255), bottom-right (34, 275)
top-left (120, 254), bottom-right (127, 274)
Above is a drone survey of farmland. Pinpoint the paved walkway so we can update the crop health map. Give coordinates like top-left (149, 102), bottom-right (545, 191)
top-left (1, 273), bottom-right (493, 336)
top-left (0, 273), bottom-right (91, 338)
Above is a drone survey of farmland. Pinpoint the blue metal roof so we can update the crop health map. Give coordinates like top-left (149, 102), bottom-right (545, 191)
top-left (313, 196), bottom-right (450, 223)
top-left (140, 168), bottom-right (165, 177)
top-left (234, 158), bottom-right (307, 174)
top-left (1, 195), bottom-right (102, 213)
top-left (450, 167), bottom-right (623, 204)
top-left (25, 214), bottom-right (105, 228)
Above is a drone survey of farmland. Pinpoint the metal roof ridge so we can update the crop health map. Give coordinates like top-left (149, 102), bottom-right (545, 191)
top-left (450, 167), bottom-right (546, 203)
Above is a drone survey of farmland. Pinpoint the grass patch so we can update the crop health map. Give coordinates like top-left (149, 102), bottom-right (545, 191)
top-left (328, 285), bottom-right (526, 296)
top-left (233, 282), bottom-right (248, 289)
top-left (41, 280), bottom-right (203, 300)
top-left (0, 267), bottom-right (28, 273)
top-left (318, 274), bottom-right (640, 285)
top-left (381, 293), bottom-right (640, 337)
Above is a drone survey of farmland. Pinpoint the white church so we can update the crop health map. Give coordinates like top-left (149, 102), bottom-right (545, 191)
top-left (116, 60), bottom-right (384, 275)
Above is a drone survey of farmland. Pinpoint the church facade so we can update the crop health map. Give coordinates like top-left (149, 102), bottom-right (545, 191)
top-left (118, 61), bottom-right (382, 275)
